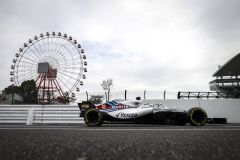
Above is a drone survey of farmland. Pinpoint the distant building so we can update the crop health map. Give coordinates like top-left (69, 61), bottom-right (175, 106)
top-left (0, 93), bottom-right (23, 104)
top-left (209, 53), bottom-right (240, 98)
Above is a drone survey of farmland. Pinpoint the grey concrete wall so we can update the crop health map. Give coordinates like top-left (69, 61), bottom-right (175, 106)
top-left (143, 99), bottom-right (240, 123)
top-left (1, 99), bottom-right (240, 124)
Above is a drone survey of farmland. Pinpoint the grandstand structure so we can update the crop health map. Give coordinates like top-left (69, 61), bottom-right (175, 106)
top-left (178, 53), bottom-right (240, 99)
top-left (209, 53), bottom-right (240, 98)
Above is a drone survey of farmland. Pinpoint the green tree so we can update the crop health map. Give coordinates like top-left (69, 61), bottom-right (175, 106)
top-left (3, 85), bottom-right (21, 95)
top-left (3, 80), bottom-right (38, 104)
top-left (3, 85), bottom-right (22, 104)
top-left (56, 92), bottom-right (70, 104)
top-left (88, 95), bottom-right (103, 104)
top-left (21, 80), bottom-right (38, 104)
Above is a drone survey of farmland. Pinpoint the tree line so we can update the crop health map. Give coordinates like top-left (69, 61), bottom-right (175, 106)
top-left (1, 78), bottom-right (114, 105)
top-left (2, 80), bottom-right (38, 104)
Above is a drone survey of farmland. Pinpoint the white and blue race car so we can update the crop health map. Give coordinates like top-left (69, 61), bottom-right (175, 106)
top-left (78, 99), bottom-right (208, 126)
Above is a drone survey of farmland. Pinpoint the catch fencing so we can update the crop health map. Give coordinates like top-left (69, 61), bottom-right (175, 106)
top-left (76, 90), bottom-right (175, 102)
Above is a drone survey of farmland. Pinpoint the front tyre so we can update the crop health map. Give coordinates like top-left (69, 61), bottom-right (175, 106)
top-left (187, 107), bottom-right (207, 126)
top-left (84, 109), bottom-right (103, 126)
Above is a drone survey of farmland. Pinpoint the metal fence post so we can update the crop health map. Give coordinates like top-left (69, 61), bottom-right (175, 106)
top-left (86, 91), bottom-right (89, 101)
top-left (125, 90), bottom-right (127, 100)
top-left (27, 108), bottom-right (33, 125)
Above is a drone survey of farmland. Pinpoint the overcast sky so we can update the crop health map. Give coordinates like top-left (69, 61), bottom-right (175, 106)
top-left (0, 0), bottom-right (240, 94)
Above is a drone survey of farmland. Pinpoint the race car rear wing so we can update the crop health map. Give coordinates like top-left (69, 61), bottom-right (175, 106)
top-left (78, 101), bottom-right (96, 111)
top-left (78, 101), bottom-right (96, 117)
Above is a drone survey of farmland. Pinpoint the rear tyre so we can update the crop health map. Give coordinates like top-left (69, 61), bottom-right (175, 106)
top-left (187, 107), bottom-right (207, 126)
top-left (84, 108), bottom-right (103, 126)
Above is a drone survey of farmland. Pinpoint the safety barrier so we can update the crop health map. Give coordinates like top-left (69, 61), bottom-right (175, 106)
top-left (0, 105), bottom-right (84, 125)
top-left (1, 99), bottom-right (240, 124)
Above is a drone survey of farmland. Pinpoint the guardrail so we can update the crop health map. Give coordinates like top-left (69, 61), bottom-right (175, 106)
top-left (0, 105), bottom-right (84, 125)
top-left (1, 99), bottom-right (240, 124)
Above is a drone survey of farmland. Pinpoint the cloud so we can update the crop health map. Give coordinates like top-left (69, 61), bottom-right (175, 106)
top-left (0, 0), bottom-right (240, 97)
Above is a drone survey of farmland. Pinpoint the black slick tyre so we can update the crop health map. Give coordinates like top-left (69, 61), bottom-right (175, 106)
top-left (84, 108), bottom-right (103, 126)
top-left (187, 107), bottom-right (207, 126)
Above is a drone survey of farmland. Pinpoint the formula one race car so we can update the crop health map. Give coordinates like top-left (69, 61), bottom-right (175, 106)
top-left (78, 99), bottom-right (208, 126)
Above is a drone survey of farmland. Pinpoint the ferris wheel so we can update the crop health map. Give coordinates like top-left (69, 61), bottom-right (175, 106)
top-left (10, 32), bottom-right (87, 103)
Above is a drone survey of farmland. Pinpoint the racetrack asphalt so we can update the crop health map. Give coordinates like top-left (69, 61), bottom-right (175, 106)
top-left (0, 124), bottom-right (240, 160)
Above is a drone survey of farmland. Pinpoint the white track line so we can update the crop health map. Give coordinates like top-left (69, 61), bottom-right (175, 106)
top-left (77, 128), bottom-right (240, 131)
top-left (75, 128), bottom-right (240, 131)
top-left (223, 125), bottom-right (240, 128)
top-left (0, 128), bottom-right (240, 131)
